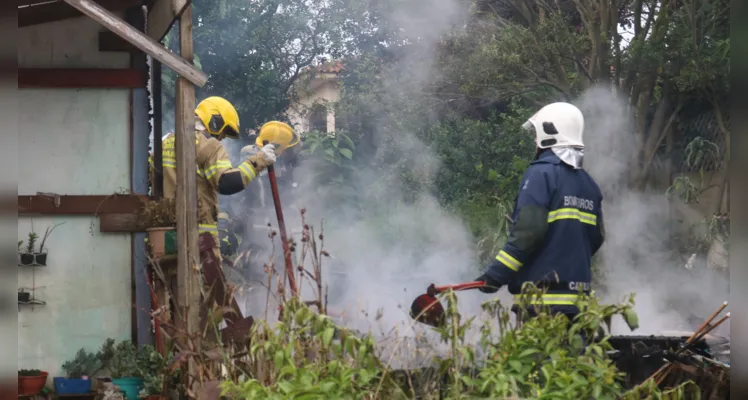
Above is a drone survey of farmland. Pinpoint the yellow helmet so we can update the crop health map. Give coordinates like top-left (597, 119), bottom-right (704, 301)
top-left (195, 96), bottom-right (240, 139)
top-left (256, 121), bottom-right (299, 155)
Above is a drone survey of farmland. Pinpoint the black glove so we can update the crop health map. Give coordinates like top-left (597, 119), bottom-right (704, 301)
top-left (476, 273), bottom-right (502, 294)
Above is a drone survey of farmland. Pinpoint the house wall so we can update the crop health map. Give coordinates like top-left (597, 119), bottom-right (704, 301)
top-left (287, 75), bottom-right (340, 133)
top-left (18, 16), bottom-right (133, 378)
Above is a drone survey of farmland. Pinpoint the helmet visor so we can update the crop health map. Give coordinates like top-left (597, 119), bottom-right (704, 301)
top-left (222, 124), bottom-right (239, 139)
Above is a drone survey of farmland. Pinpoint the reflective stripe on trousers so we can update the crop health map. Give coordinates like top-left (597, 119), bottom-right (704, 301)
top-left (199, 224), bottom-right (218, 237)
top-left (513, 293), bottom-right (580, 306)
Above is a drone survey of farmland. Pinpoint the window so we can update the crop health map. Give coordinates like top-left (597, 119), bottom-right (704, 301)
top-left (309, 105), bottom-right (328, 133)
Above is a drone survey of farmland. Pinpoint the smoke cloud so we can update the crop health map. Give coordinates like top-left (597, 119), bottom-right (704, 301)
top-left (217, 0), bottom-right (500, 366)
top-left (577, 86), bottom-right (729, 337)
top-left (214, 3), bottom-right (728, 368)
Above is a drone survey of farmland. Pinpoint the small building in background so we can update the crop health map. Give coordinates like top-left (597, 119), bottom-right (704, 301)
top-left (287, 60), bottom-right (344, 135)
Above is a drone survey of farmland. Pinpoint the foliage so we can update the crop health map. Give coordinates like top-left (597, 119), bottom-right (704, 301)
top-left (157, 0), bottom-right (391, 139)
top-left (449, 196), bottom-right (513, 266)
top-left (216, 282), bottom-right (698, 399)
top-left (220, 297), bottom-right (394, 399)
top-left (666, 137), bottom-right (720, 204)
top-left (300, 130), bottom-right (357, 186)
top-left (138, 347), bottom-right (168, 397)
top-left (99, 339), bottom-right (164, 381)
top-left (24, 232), bottom-right (38, 254)
top-left (302, 131), bottom-right (356, 167)
top-left (146, 0), bottom-right (730, 395)
top-left (141, 209), bottom-right (714, 399)
top-left (38, 222), bottom-right (64, 254)
top-left (101, 340), bottom-right (139, 378)
top-left (62, 348), bottom-right (103, 378)
top-left (423, 105), bottom-right (535, 205)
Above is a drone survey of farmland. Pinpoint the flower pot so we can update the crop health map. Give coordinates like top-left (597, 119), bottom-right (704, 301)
top-left (18, 371), bottom-right (48, 396)
top-left (20, 253), bottom-right (34, 265)
top-left (34, 252), bottom-right (47, 266)
top-left (18, 291), bottom-right (30, 303)
top-left (111, 377), bottom-right (143, 400)
top-left (146, 227), bottom-right (173, 259)
top-left (54, 377), bottom-right (92, 395)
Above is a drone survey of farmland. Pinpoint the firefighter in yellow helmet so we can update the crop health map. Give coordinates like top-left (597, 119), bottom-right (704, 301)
top-left (149, 96), bottom-right (279, 255)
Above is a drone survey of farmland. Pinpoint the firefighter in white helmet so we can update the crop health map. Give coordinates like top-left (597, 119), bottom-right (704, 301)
top-left (475, 102), bottom-right (605, 323)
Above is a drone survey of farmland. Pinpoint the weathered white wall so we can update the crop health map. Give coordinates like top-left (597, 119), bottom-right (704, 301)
top-left (18, 16), bottom-right (130, 68)
top-left (287, 74), bottom-right (340, 133)
top-left (18, 15), bottom-right (133, 378)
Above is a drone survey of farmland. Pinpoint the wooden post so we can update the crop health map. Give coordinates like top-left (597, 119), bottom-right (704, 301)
top-left (174, 1), bottom-right (200, 386)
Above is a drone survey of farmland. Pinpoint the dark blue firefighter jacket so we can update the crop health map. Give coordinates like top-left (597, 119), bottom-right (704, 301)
top-left (484, 149), bottom-right (605, 314)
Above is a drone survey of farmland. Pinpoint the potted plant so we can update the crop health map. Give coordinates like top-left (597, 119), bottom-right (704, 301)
top-left (101, 340), bottom-right (144, 400)
top-left (18, 289), bottom-right (31, 303)
top-left (35, 222), bottom-right (64, 266)
top-left (136, 346), bottom-right (167, 400)
top-left (18, 369), bottom-right (49, 396)
top-left (137, 198), bottom-right (177, 259)
top-left (19, 232), bottom-right (38, 265)
top-left (55, 347), bottom-right (102, 395)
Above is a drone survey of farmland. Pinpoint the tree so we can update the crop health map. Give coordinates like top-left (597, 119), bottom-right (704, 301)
top-left (434, 0), bottom-right (729, 188)
top-left (159, 0), bottom-right (385, 137)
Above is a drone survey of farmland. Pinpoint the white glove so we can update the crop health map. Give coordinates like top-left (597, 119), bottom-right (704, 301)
top-left (240, 144), bottom-right (260, 158)
top-left (241, 144), bottom-right (276, 170)
top-left (260, 144), bottom-right (277, 164)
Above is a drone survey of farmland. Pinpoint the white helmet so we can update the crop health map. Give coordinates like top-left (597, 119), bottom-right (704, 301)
top-left (522, 102), bottom-right (584, 149)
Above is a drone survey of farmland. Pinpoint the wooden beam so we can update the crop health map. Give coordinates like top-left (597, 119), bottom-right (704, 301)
top-left (62, 0), bottom-right (208, 87)
top-left (99, 31), bottom-right (139, 52)
top-left (19, 68), bottom-right (146, 88)
top-left (175, 1), bottom-right (201, 383)
top-left (147, 0), bottom-right (190, 42)
top-left (18, 0), bottom-right (140, 28)
top-left (18, 194), bottom-right (148, 215)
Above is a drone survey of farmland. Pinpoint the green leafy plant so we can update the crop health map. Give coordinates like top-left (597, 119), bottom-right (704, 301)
top-left (18, 369), bottom-right (43, 377)
top-left (667, 137), bottom-right (722, 204)
top-left (101, 340), bottom-right (139, 378)
top-left (18, 240), bottom-right (23, 251)
top-left (38, 222), bottom-right (65, 254)
top-left (25, 232), bottom-right (38, 254)
top-left (62, 348), bottom-right (103, 378)
top-left (220, 297), bottom-right (398, 399)
top-left (302, 130), bottom-right (356, 166)
top-left (216, 287), bottom-right (700, 399)
top-left (97, 339), bottom-right (167, 390)
top-left (137, 345), bottom-right (168, 397)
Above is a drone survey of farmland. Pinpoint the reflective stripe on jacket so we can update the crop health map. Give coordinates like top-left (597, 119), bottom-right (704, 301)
top-left (148, 132), bottom-right (258, 241)
top-left (486, 150), bottom-right (605, 312)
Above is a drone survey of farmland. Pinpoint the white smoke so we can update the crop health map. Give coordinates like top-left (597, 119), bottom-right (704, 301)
top-left (217, 9), bottom-right (729, 370)
top-left (577, 86), bottom-right (729, 337)
top-left (218, 0), bottom-right (501, 367)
